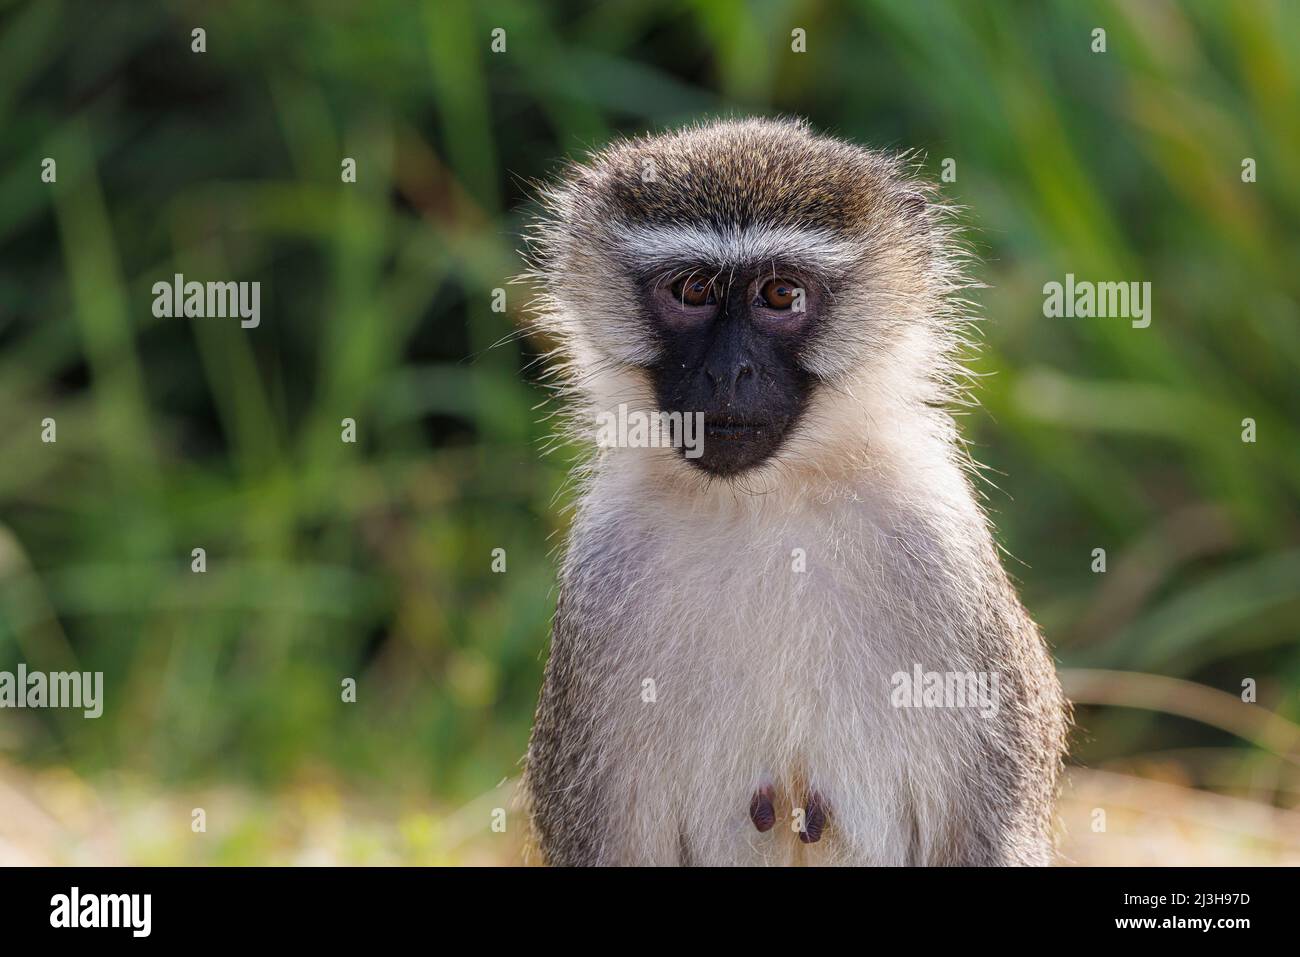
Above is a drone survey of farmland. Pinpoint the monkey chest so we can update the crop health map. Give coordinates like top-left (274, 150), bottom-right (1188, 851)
top-left (590, 556), bottom-right (968, 864)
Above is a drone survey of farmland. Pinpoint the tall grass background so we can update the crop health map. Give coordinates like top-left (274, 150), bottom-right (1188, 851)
top-left (0, 0), bottom-right (1297, 863)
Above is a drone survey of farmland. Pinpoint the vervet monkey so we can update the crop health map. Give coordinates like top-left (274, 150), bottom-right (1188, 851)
top-left (520, 118), bottom-right (1067, 865)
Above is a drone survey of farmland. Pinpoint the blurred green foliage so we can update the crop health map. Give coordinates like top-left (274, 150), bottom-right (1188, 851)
top-left (1, 0), bottom-right (1297, 809)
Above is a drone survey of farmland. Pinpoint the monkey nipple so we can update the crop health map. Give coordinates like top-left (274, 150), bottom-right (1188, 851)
top-left (749, 785), bottom-right (776, 832)
top-left (798, 790), bottom-right (829, 844)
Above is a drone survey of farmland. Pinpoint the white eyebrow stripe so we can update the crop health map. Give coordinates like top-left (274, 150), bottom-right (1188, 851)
top-left (617, 223), bottom-right (861, 272)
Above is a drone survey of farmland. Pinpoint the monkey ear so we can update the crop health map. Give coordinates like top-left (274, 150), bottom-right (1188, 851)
top-left (901, 192), bottom-right (928, 219)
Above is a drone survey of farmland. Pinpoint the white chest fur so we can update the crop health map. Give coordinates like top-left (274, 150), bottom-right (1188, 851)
top-left (568, 464), bottom-right (995, 865)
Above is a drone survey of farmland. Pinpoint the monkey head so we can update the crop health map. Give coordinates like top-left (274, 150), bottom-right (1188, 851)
top-left (525, 117), bottom-right (971, 482)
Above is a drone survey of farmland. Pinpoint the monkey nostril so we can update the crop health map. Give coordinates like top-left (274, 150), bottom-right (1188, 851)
top-left (703, 362), bottom-right (751, 397)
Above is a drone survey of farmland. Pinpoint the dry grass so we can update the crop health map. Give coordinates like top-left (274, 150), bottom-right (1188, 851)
top-left (5, 760), bottom-right (1298, 866)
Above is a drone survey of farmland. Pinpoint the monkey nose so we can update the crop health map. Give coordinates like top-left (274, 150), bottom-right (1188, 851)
top-left (705, 360), bottom-right (754, 398)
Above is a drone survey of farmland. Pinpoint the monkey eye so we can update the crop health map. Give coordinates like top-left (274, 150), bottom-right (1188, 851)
top-left (671, 274), bottom-right (717, 307)
top-left (758, 278), bottom-right (799, 310)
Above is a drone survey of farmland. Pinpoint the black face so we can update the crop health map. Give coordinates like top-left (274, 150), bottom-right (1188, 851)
top-left (643, 266), bottom-right (821, 477)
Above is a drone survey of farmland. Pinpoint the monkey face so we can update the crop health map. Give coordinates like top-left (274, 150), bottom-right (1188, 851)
top-left (644, 267), bottom-right (821, 477)
top-left (527, 118), bottom-right (959, 484)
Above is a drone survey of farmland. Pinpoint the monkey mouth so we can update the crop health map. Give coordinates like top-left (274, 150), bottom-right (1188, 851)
top-left (690, 413), bottom-right (793, 476)
top-left (703, 419), bottom-right (776, 439)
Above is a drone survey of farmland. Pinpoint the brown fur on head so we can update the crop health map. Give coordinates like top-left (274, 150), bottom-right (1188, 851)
top-left (563, 116), bottom-right (923, 233)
